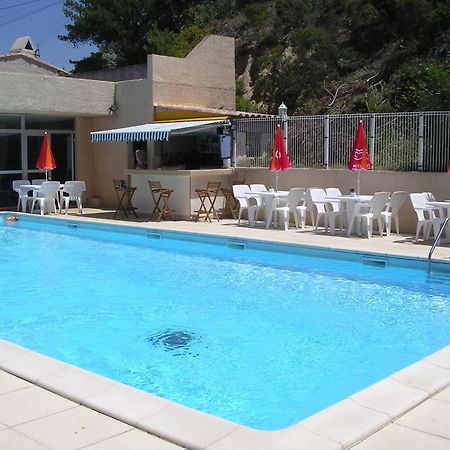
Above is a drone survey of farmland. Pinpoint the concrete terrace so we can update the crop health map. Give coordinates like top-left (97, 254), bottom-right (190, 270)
top-left (0, 209), bottom-right (449, 450)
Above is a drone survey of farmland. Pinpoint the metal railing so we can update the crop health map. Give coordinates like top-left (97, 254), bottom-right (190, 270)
top-left (234, 111), bottom-right (450, 172)
top-left (427, 216), bottom-right (450, 275)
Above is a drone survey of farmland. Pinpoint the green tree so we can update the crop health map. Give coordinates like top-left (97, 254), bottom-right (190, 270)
top-left (61, 0), bottom-right (201, 70)
top-left (386, 60), bottom-right (450, 111)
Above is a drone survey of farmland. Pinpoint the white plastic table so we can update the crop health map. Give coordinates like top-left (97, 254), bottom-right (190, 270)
top-left (426, 201), bottom-right (450, 242)
top-left (325, 195), bottom-right (373, 236)
top-left (19, 183), bottom-right (63, 213)
top-left (247, 190), bottom-right (289, 229)
top-left (19, 185), bottom-right (39, 212)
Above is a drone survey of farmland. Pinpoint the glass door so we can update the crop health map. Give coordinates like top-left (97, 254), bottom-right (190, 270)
top-left (27, 132), bottom-right (74, 183)
top-left (0, 131), bottom-right (22, 208)
top-left (50, 133), bottom-right (74, 182)
top-left (27, 133), bottom-right (45, 182)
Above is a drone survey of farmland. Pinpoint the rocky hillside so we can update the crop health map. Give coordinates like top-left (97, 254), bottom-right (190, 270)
top-left (209, 0), bottom-right (449, 114)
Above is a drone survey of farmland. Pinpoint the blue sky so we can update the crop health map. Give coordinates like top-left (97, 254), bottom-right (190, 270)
top-left (0, 0), bottom-right (96, 71)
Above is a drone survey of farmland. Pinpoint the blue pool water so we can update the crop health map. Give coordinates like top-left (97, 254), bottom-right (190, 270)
top-left (0, 216), bottom-right (449, 430)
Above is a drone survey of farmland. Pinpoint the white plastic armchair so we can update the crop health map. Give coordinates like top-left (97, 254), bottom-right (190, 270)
top-left (422, 192), bottom-right (444, 219)
top-left (12, 179), bottom-right (31, 211)
top-left (60, 181), bottom-right (86, 215)
top-left (31, 179), bottom-right (45, 185)
top-left (325, 187), bottom-right (346, 228)
top-left (380, 191), bottom-right (408, 235)
top-left (275, 188), bottom-right (306, 230)
top-left (249, 184), bottom-right (267, 192)
top-left (308, 188), bottom-right (343, 234)
top-left (30, 181), bottom-right (61, 215)
top-left (249, 184), bottom-right (267, 207)
top-left (233, 184), bottom-right (263, 227)
top-left (409, 193), bottom-right (445, 242)
top-left (354, 192), bottom-right (390, 238)
top-left (295, 188), bottom-right (314, 228)
top-left (325, 187), bottom-right (342, 197)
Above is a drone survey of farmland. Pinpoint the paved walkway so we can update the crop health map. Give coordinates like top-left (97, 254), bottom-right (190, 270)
top-left (1, 210), bottom-right (449, 449)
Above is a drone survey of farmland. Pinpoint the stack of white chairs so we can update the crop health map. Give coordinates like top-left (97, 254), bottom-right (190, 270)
top-left (353, 192), bottom-right (390, 238)
top-left (274, 187), bottom-right (306, 230)
top-left (12, 179), bottom-right (31, 211)
top-left (409, 193), bottom-right (445, 241)
top-left (380, 191), bottom-right (408, 236)
top-left (60, 181), bottom-right (86, 215)
top-left (232, 184), bottom-right (264, 227)
top-left (30, 181), bottom-right (61, 215)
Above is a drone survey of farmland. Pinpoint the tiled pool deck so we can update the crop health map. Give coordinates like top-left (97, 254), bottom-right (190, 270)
top-left (1, 210), bottom-right (449, 450)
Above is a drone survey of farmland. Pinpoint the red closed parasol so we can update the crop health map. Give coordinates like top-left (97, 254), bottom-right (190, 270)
top-left (36, 132), bottom-right (56, 180)
top-left (348, 121), bottom-right (372, 195)
top-left (269, 125), bottom-right (291, 191)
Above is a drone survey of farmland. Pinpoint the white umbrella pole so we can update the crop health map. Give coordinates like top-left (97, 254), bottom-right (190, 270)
top-left (45, 169), bottom-right (48, 181)
top-left (357, 171), bottom-right (361, 196)
top-left (275, 172), bottom-right (279, 192)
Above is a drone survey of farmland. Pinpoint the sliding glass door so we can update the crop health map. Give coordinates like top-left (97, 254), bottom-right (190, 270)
top-left (0, 114), bottom-right (75, 209)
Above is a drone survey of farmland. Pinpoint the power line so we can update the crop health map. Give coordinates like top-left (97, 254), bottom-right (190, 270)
top-left (0, 0), bottom-right (38, 12)
top-left (0, 0), bottom-right (63, 29)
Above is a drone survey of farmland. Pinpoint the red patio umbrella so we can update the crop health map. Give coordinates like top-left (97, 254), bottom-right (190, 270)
top-left (348, 120), bottom-right (372, 195)
top-left (36, 132), bottom-right (56, 180)
top-left (269, 125), bottom-right (291, 191)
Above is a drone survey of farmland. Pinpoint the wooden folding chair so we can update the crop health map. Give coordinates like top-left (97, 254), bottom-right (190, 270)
top-left (220, 187), bottom-right (238, 219)
top-left (195, 181), bottom-right (221, 222)
top-left (148, 180), bottom-right (175, 221)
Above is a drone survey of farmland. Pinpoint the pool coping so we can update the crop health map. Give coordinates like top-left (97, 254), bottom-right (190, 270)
top-left (0, 340), bottom-right (448, 450)
top-left (1, 212), bottom-right (450, 449)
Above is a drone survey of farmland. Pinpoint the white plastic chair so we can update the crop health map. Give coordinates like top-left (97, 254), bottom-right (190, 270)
top-left (274, 188), bottom-right (306, 230)
top-left (30, 181), bottom-right (61, 215)
top-left (60, 181), bottom-right (86, 215)
top-left (325, 187), bottom-right (346, 228)
top-left (12, 179), bottom-right (31, 211)
top-left (308, 188), bottom-right (343, 234)
top-left (422, 192), bottom-right (444, 218)
top-left (354, 192), bottom-right (390, 238)
top-left (232, 184), bottom-right (264, 227)
top-left (249, 184), bottom-right (267, 192)
top-left (295, 188), bottom-right (313, 228)
top-left (31, 179), bottom-right (45, 185)
top-left (325, 187), bottom-right (342, 197)
top-left (380, 191), bottom-right (408, 235)
top-left (409, 193), bottom-right (445, 241)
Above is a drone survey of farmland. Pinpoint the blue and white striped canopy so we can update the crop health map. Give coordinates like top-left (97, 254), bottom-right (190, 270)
top-left (90, 119), bottom-right (230, 143)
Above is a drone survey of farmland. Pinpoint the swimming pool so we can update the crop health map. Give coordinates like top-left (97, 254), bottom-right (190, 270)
top-left (0, 214), bottom-right (449, 431)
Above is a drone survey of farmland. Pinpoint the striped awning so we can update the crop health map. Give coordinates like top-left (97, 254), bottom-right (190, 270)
top-left (90, 119), bottom-right (230, 143)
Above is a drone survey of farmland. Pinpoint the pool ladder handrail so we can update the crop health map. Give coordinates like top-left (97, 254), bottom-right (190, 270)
top-left (427, 216), bottom-right (450, 274)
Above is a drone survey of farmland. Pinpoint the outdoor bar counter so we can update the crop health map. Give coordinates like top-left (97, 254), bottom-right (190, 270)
top-left (125, 169), bottom-right (234, 220)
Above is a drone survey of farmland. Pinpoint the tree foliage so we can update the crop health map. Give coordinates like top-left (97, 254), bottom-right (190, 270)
top-left (61, 0), bottom-right (202, 68)
top-left (61, 0), bottom-right (449, 112)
